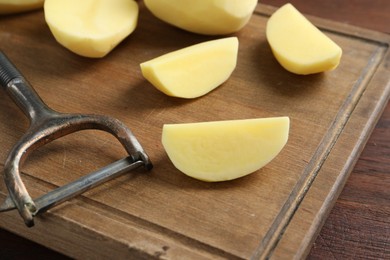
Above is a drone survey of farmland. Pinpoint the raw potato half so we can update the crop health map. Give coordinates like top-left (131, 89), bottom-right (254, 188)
top-left (0, 0), bottom-right (44, 14)
top-left (44, 0), bottom-right (139, 58)
top-left (266, 3), bottom-right (342, 75)
top-left (162, 117), bottom-right (290, 182)
top-left (141, 37), bottom-right (238, 98)
top-left (144, 0), bottom-right (257, 35)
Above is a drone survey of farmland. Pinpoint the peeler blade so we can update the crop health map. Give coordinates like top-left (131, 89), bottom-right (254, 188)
top-left (33, 157), bottom-right (145, 215)
top-left (0, 157), bottom-right (146, 215)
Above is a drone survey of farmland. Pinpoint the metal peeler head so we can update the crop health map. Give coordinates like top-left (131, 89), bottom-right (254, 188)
top-left (0, 51), bottom-right (152, 227)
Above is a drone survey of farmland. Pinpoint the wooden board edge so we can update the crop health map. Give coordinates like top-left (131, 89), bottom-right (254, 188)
top-left (0, 190), bottom-right (237, 259)
top-left (268, 42), bottom-right (390, 259)
top-left (247, 4), bottom-right (390, 259)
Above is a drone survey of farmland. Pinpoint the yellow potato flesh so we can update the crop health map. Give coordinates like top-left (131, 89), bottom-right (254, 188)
top-left (140, 37), bottom-right (238, 99)
top-left (162, 117), bottom-right (290, 182)
top-left (44, 0), bottom-right (138, 58)
top-left (0, 0), bottom-right (43, 14)
top-left (144, 0), bottom-right (257, 35)
top-left (266, 3), bottom-right (342, 75)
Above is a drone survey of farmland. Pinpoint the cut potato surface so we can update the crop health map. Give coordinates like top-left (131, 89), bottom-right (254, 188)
top-left (44, 0), bottom-right (138, 58)
top-left (162, 117), bottom-right (290, 182)
top-left (141, 37), bottom-right (238, 98)
top-left (144, 0), bottom-right (257, 35)
top-left (0, 0), bottom-right (43, 14)
top-left (266, 3), bottom-right (342, 75)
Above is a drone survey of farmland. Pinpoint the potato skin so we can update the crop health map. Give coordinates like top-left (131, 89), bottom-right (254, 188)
top-left (144, 0), bottom-right (257, 35)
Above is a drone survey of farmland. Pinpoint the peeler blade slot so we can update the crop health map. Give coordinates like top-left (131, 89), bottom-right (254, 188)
top-left (33, 157), bottom-right (144, 215)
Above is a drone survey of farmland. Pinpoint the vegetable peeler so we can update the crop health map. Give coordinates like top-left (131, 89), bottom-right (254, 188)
top-left (0, 51), bottom-right (152, 227)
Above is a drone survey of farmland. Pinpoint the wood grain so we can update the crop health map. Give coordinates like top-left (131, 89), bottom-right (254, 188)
top-left (0, 1), bottom-right (389, 259)
top-left (261, 1), bottom-right (390, 259)
top-left (307, 86), bottom-right (390, 259)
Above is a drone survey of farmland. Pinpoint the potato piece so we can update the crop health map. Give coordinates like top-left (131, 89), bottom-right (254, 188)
top-left (144, 0), bottom-right (257, 35)
top-left (0, 0), bottom-right (43, 14)
top-left (162, 117), bottom-right (290, 182)
top-left (140, 37), bottom-right (238, 98)
top-left (44, 0), bottom-right (138, 58)
top-left (266, 3), bottom-right (342, 75)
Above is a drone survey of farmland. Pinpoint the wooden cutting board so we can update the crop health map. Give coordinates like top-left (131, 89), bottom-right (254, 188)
top-left (0, 3), bottom-right (389, 259)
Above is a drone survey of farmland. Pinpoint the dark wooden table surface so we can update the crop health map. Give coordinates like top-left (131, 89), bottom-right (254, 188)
top-left (1, 1), bottom-right (389, 259)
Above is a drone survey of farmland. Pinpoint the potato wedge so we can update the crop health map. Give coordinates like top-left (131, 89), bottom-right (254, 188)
top-left (141, 37), bottom-right (238, 98)
top-left (266, 3), bottom-right (342, 75)
top-left (44, 0), bottom-right (138, 58)
top-left (162, 117), bottom-right (290, 182)
top-left (144, 0), bottom-right (257, 35)
top-left (0, 0), bottom-right (44, 15)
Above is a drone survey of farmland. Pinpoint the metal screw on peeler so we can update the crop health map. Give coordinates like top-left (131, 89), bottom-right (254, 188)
top-left (0, 51), bottom-right (152, 227)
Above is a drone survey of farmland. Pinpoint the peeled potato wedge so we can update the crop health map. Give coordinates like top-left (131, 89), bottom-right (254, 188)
top-left (162, 117), bottom-right (290, 182)
top-left (144, 0), bottom-right (257, 35)
top-left (44, 0), bottom-right (139, 58)
top-left (140, 37), bottom-right (238, 98)
top-left (0, 0), bottom-right (44, 14)
top-left (266, 3), bottom-right (342, 75)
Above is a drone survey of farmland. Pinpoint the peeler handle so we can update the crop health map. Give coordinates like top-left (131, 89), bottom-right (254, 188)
top-left (0, 51), bottom-right (23, 88)
top-left (0, 51), bottom-right (53, 123)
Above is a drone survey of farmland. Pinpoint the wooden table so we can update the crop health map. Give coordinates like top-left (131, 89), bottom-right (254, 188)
top-left (0, 1), bottom-right (389, 259)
